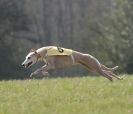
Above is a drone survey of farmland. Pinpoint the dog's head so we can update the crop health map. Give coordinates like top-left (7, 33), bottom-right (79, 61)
top-left (22, 49), bottom-right (41, 68)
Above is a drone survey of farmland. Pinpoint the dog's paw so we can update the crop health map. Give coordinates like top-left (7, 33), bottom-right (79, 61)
top-left (118, 76), bottom-right (124, 80)
top-left (42, 71), bottom-right (49, 76)
top-left (30, 73), bottom-right (35, 77)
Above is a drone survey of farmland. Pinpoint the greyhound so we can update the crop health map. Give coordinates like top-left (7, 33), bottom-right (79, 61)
top-left (22, 46), bottom-right (123, 81)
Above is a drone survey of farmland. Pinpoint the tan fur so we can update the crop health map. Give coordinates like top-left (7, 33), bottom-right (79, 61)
top-left (22, 46), bottom-right (123, 81)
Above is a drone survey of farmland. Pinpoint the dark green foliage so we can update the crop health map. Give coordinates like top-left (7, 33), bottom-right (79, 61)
top-left (0, 0), bottom-right (133, 79)
top-left (98, 0), bottom-right (133, 73)
top-left (0, 0), bottom-right (29, 79)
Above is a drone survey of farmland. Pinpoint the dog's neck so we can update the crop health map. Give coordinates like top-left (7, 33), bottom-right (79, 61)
top-left (36, 47), bottom-right (47, 63)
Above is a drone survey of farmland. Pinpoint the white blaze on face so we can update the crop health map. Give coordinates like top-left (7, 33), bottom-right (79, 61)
top-left (22, 52), bottom-right (37, 68)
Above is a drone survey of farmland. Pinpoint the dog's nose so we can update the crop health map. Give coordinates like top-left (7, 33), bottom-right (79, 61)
top-left (22, 64), bottom-right (25, 67)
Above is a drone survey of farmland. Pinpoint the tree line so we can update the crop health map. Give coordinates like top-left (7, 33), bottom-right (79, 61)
top-left (0, 0), bottom-right (132, 79)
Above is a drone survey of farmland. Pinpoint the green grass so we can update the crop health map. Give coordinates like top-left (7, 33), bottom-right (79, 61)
top-left (0, 75), bottom-right (133, 114)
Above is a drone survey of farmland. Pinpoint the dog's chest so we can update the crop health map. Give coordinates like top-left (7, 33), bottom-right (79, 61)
top-left (46, 47), bottom-right (72, 56)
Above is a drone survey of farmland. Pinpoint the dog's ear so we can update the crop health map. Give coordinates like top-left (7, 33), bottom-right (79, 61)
top-left (30, 48), bottom-right (42, 59)
top-left (30, 48), bottom-right (36, 52)
top-left (34, 51), bottom-right (42, 59)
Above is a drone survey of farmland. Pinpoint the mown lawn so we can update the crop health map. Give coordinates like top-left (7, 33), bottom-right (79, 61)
top-left (0, 75), bottom-right (133, 114)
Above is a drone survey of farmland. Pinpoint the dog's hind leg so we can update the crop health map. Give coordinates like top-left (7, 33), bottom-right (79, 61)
top-left (101, 64), bottom-right (119, 71)
top-left (104, 70), bottom-right (123, 80)
top-left (98, 70), bottom-right (113, 81)
top-left (78, 54), bottom-right (113, 81)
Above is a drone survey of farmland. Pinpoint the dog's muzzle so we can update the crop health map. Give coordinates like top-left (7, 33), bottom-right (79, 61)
top-left (22, 61), bottom-right (33, 68)
top-left (22, 63), bottom-right (25, 67)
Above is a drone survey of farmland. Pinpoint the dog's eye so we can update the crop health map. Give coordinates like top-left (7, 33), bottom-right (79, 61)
top-left (28, 57), bottom-right (31, 59)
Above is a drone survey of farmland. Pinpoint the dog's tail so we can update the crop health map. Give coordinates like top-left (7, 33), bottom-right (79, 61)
top-left (101, 64), bottom-right (119, 71)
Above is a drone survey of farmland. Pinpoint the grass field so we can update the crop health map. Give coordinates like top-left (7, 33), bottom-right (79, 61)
top-left (0, 75), bottom-right (133, 114)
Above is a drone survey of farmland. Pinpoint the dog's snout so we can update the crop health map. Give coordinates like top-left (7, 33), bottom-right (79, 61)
top-left (22, 63), bottom-right (25, 67)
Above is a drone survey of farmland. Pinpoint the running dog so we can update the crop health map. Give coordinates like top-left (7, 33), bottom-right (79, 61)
top-left (22, 46), bottom-right (123, 81)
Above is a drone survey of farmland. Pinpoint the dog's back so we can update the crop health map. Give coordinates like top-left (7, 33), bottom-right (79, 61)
top-left (37, 46), bottom-right (72, 56)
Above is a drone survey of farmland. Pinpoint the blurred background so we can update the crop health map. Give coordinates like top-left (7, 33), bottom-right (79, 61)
top-left (0, 0), bottom-right (133, 79)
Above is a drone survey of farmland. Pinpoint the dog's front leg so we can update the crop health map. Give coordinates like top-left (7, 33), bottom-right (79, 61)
top-left (30, 64), bottom-right (49, 77)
